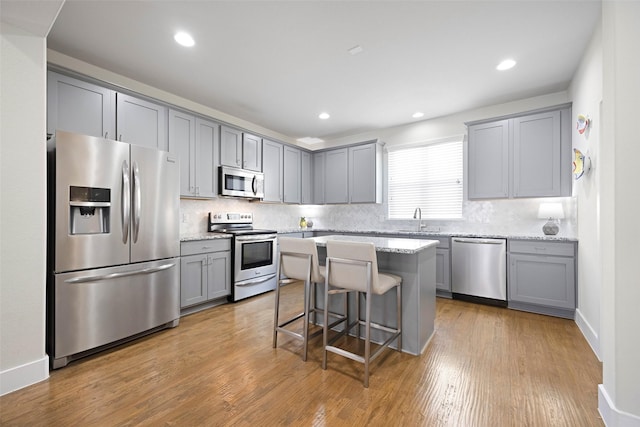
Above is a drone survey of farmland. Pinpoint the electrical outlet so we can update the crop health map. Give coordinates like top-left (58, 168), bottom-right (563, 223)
top-left (182, 213), bottom-right (187, 223)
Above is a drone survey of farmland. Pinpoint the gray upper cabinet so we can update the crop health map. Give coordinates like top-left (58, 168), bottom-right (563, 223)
top-left (47, 71), bottom-right (116, 139)
top-left (348, 143), bottom-right (382, 204)
top-left (116, 93), bottom-right (168, 150)
top-left (283, 145), bottom-right (302, 204)
top-left (48, 71), bottom-right (168, 150)
top-left (467, 104), bottom-right (571, 200)
top-left (301, 151), bottom-right (313, 204)
top-left (262, 139), bottom-right (284, 202)
top-left (242, 133), bottom-right (262, 172)
top-left (467, 120), bottom-right (510, 199)
top-left (512, 110), bottom-right (562, 197)
top-left (313, 152), bottom-right (326, 204)
top-left (220, 126), bottom-right (262, 171)
top-left (220, 126), bottom-right (243, 168)
top-left (169, 110), bottom-right (218, 198)
top-left (194, 118), bottom-right (219, 198)
top-left (324, 148), bottom-right (349, 204)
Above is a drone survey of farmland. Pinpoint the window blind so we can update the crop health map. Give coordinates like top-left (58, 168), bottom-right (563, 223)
top-left (388, 140), bottom-right (463, 219)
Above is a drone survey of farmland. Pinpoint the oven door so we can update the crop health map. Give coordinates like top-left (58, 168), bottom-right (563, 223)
top-left (234, 234), bottom-right (277, 283)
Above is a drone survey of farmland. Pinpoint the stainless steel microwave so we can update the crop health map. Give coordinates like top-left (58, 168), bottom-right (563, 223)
top-left (219, 166), bottom-right (264, 199)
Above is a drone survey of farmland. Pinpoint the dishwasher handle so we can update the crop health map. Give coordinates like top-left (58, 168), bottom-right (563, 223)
top-left (452, 237), bottom-right (505, 245)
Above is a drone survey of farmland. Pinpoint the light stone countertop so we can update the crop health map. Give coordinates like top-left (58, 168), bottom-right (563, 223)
top-left (309, 234), bottom-right (438, 255)
top-left (180, 232), bottom-right (232, 242)
top-left (277, 228), bottom-right (578, 242)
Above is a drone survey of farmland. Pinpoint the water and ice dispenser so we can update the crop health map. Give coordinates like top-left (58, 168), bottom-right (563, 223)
top-left (69, 186), bottom-right (111, 235)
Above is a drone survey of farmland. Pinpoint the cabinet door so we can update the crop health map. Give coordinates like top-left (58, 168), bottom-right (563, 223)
top-left (207, 251), bottom-right (231, 299)
top-left (435, 248), bottom-right (451, 291)
top-left (508, 254), bottom-right (575, 309)
top-left (220, 126), bottom-right (242, 168)
top-left (242, 133), bottom-right (262, 171)
top-left (349, 143), bottom-right (380, 203)
top-left (324, 148), bottom-right (349, 204)
top-left (262, 139), bottom-right (283, 202)
top-left (301, 151), bottom-right (313, 204)
top-left (47, 71), bottom-right (116, 139)
top-left (283, 146), bottom-right (302, 204)
top-left (180, 254), bottom-right (208, 307)
top-left (512, 110), bottom-right (561, 197)
top-left (195, 118), bottom-right (219, 198)
top-left (116, 93), bottom-right (167, 150)
top-left (468, 120), bottom-right (509, 199)
top-left (313, 152), bottom-right (325, 204)
top-left (169, 110), bottom-right (196, 197)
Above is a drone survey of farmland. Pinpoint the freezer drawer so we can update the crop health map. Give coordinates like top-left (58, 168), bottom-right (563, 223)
top-left (51, 258), bottom-right (180, 368)
top-left (451, 237), bottom-right (506, 301)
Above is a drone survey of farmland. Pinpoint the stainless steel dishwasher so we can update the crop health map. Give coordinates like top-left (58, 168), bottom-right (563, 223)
top-left (451, 237), bottom-right (507, 303)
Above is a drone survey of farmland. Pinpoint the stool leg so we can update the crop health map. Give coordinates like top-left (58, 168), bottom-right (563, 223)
top-left (364, 289), bottom-right (372, 388)
top-left (272, 277), bottom-right (282, 348)
top-left (322, 276), bottom-right (330, 370)
top-left (396, 284), bottom-right (402, 352)
top-left (302, 278), bottom-right (311, 361)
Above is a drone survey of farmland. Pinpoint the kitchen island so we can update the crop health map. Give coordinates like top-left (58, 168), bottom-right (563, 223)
top-left (311, 234), bottom-right (438, 355)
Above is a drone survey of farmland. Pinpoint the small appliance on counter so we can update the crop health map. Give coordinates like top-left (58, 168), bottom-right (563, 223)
top-left (208, 212), bottom-right (277, 301)
top-left (47, 131), bottom-right (181, 369)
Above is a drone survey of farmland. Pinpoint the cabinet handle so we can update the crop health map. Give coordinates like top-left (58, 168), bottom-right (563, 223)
top-left (104, 132), bottom-right (109, 139)
top-left (119, 134), bottom-right (123, 141)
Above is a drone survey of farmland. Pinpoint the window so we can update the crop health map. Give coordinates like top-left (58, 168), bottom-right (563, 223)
top-left (388, 140), bottom-right (463, 219)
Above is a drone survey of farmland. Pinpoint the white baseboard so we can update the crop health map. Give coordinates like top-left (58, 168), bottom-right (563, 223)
top-left (599, 384), bottom-right (640, 427)
top-left (575, 308), bottom-right (601, 361)
top-left (0, 356), bottom-right (49, 396)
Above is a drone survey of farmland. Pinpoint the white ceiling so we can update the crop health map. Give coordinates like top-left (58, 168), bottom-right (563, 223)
top-left (7, 1), bottom-right (601, 142)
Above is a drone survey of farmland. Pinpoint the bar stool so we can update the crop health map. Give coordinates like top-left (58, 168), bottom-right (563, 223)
top-left (322, 240), bottom-right (402, 387)
top-left (273, 237), bottom-right (346, 361)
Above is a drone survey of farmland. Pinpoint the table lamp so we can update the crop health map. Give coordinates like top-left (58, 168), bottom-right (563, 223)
top-left (537, 202), bottom-right (565, 235)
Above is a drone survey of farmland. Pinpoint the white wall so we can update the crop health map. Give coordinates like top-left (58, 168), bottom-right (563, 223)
top-left (599, 1), bottom-right (640, 424)
top-left (568, 23), bottom-right (603, 359)
top-left (0, 23), bottom-right (49, 394)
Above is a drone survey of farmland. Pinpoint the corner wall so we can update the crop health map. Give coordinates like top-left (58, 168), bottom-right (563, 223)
top-left (0, 23), bottom-right (49, 394)
top-left (568, 22), bottom-right (603, 359)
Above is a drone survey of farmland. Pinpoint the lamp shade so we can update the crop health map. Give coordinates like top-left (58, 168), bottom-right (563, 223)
top-left (537, 202), bottom-right (565, 219)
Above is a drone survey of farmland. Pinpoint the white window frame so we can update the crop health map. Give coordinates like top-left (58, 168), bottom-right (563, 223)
top-left (387, 137), bottom-right (463, 220)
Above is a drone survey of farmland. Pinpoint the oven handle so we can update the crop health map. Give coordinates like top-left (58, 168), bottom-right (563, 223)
top-left (235, 234), bottom-right (277, 242)
top-left (235, 274), bottom-right (277, 287)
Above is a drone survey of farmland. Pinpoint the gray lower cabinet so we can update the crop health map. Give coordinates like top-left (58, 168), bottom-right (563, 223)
top-left (428, 236), bottom-right (451, 294)
top-left (180, 240), bottom-right (231, 309)
top-left (508, 239), bottom-right (576, 318)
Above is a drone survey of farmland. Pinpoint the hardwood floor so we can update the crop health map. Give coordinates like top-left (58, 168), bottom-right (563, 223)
top-left (0, 283), bottom-right (603, 426)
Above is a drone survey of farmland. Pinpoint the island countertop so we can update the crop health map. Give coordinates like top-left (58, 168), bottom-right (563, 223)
top-left (310, 234), bottom-right (438, 255)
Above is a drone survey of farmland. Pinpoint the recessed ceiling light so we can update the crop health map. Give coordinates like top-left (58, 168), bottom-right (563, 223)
top-left (348, 45), bottom-right (364, 56)
top-left (412, 112), bottom-right (424, 119)
top-left (496, 59), bottom-right (516, 71)
top-left (318, 112), bottom-right (330, 120)
top-left (297, 137), bottom-right (325, 144)
top-left (174, 31), bottom-right (195, 47)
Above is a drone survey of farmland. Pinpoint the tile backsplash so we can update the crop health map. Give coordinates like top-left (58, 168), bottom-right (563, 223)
top-left (181, 196), bottom-right (576, 238)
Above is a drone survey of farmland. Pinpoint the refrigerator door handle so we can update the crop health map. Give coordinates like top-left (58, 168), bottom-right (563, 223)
top-left (121, 160), bottom-right (130, 244)
top-left (132, 161), bottom-right (141, 243)
top-left (64, 262), bottom-right (176, 284)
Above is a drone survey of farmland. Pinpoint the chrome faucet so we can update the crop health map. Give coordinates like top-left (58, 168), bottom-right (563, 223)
top-left (413, 207), bottom-right (422, 231)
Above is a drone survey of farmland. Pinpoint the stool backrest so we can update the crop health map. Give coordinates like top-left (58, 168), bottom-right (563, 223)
top-left (326, 240), bottom-right (378, 293)
top-left (278, 237), bottom-right (324, 283)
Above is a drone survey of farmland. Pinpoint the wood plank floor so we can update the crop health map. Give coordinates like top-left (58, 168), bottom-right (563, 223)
top-left (0, 283), bottom-right (603, 426)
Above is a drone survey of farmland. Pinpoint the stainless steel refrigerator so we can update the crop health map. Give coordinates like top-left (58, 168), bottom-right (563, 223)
top-left (47, 130), bottom-right (180, 369)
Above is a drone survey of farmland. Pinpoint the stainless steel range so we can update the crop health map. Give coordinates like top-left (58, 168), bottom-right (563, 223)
top-left (208, 212), bottom-right (277, 301)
